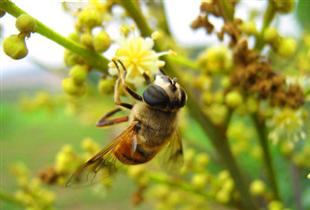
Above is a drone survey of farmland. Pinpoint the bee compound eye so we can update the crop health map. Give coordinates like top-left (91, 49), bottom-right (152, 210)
top-left (143, 85), bottom-right (170, 108)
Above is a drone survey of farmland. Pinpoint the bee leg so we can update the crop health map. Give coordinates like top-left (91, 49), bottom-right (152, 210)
top-left (112, 59), bottom-right (143, 101)
top-left (97, 107), bottom-right (130, 127)
top-left (96, 116), bottom-right (129, 127)
top-left (142, 72), bottom-right (151, 85)
top-left (114, 78), bottom-right (134, 109)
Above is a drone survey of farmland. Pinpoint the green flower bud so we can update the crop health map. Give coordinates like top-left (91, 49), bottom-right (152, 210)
top-left (64, 50), bottom-right (85, 67)
top-left (263, 27), bottom-right (279, 43)
top-left (225, 91), bottom-right (243, 108)
top-left (276, 38), bottom-right (296, 58)
top-left (77, 8), bottom-right (102, 29)
top-left (195, 153), bottom-right (209, 167)
top-left (272, 0), bottom-right (295, 14)
top-left (15, 14), bottom-right (36, 33)
top-left (191, 173), bottom-right (208, 189)
top-left (250, 180), bottom-right (266, 195)
top-left (3, 34), bottom-right (28, 59)
top-left (240, 21), bottom-right (257, 35)
top-left (307, 173), bottom-right (310, 179)
top-left (68, 32), bottom-right (79, 42)
top-left (80, 32), bottom-right (93, 48)
top-left (69, 65), bottom-right (88, 84)
top-left (268, 200), bottom-right (283, 210)
top-left (93, 31), bottom-right (111, 53)
top-left (98, 78), bottom-right (115, 94)
top-left (0, 8), bottom-right (6, 18)
top-left (62, 78), bottom-right (86, 96)
top-left (216, 189), bottom-right (230, 203)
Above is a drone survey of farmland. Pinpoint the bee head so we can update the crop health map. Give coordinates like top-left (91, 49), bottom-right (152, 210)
top-left (142, 72), bottom-right (187, 110)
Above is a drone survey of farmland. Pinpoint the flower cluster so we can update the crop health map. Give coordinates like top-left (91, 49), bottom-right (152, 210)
top-left (11, 163), bottom-right (56, 210)
top-left (3, 13), bottom-right (36, 59)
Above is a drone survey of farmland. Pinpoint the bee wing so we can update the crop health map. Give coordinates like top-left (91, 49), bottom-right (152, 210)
top-left (160, 130), bottom-right (184, 173)
top-left (66, 122), bottom-right (138, 187)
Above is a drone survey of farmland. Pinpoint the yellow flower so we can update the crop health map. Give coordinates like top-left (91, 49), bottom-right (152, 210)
top-left (109, 36), bottom-right (166, 83)
top-left (267, 108), bottom-right (306, 144)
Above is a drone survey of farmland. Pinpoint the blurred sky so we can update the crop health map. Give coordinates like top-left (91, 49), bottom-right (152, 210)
top-left (1, 0), bottom-right (301, 75)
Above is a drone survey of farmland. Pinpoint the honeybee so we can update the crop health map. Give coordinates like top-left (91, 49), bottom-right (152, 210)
top-left (67, 60), bottom-right (187, 186)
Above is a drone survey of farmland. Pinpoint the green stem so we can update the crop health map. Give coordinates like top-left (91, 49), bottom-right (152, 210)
top-left (252, 114), bottom-right (280, 200)
top-left (149, 174), bottom-right (235, 210)
top-left (254, 2), bottom-right (276, 51)
top-left (168, 55), bottom-right (200, 71)
top-left (0, 0), bottom-right (109, 72)
top-left (218, 0), bottom-right (235, 21)
top-left (120, 1), bottom-right (258, 210)
top-left (0, 190), bottom-right (24, 207)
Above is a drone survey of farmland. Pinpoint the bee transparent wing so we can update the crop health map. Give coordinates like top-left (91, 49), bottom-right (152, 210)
top-left (66, 122), bottom-right (138, 187)
top-left (160, 130), bottom-right (184, 173)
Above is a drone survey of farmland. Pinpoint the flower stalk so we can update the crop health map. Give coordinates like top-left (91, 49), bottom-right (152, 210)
top-left (252, 114), bottom-right (280, 200)
top-left (120, 1), bottom-right (259, 210)
top-left (255, 2), bottom-right (276, 50)
top-left (0, 0), bottom-right (109, 72)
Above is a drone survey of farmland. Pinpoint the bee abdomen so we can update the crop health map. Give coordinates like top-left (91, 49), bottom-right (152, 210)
top-left (114, 144), bottom-right (156, 165)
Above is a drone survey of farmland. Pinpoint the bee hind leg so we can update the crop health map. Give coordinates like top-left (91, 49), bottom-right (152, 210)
top-left (96, 115), bottom-right (129, 127)
top-left (96, 107), bottom-right (129, 127)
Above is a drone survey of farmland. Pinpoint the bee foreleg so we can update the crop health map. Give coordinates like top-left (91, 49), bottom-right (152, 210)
top-left (113, 59), bottom-right (143, 101)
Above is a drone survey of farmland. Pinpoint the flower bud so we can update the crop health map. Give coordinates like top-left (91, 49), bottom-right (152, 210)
top-left (93, 31), bottom-right (111, 53)
top-left (191, 173), bottom-right (208, 189)
top-left (62, 78), bottom-right (86, 96)
top-left (268, 200), bottom-right (283, 210)
top-left (77, 8), bottom-right (102, 29)
top-left (225, 91), bottom-right (243, 108)
top-left (240, 21), bottom-right (257, 35)
top-left (3, 34), bottom-right (28, 59)
top-left (16, 14), bottom-right (36, 33)
top-left (276, 38), bottom-right (296, 58)
top-left (263, 27), bottom-right (279, 43)
top-left (98, 78), bottom-right (115, 94)
top-left (69, 65), bottom-right (88, 84)
top-left (307, 173), bottom-right (310, 179)
top-left (250, 180), bottom-right (266, 195)
top-left (81, 32), bottom-right (93, 48)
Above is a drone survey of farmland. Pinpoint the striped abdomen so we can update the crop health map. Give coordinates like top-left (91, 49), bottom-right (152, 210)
top-left (113, 137), bottom-right (161, 165)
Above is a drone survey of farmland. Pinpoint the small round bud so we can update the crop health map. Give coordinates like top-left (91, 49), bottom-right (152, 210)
top-left (68, 32), bottom-right (79, 42)
top-left (3, 34), bottom-right (28, 59)
top-left (263, 27), bottom-right (279, 43)
top-left (272, 0), bottom-right (295, 14)
top-left (268, 200), bottom-right (283, 210)
top-left (307, 173), bottom-right (310, 179)
top-left (195, 153), bottom-right (209, 167)
top-left (93, 31), bottom-right (111, 53)
top-left (0, 8), bottom-right (6, 18)
top-left (276, 38), bottom-right (296, 58)
top-left (225, 91), bottom-right (243, 108)
top-left (80, 33), bottom-right (93, 48)
top-left (77, 8), bottom-right (102, 29)
top-left (250, 180), bottom-right (266, 195)
top-left (62, 77), bottom-right (86, 96)
top-left (240, 21), bottom-right (257, 35)
top-left (69, 65), bottom-right (88, 84)
top-left (16, 14), bottom-right (36, 33)
top-left (98, 78), bottom-right (115, 94)
top-left (216, 189), bottom-right (230, 203)
top-left (191, 173), bottom-right (208, 189)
